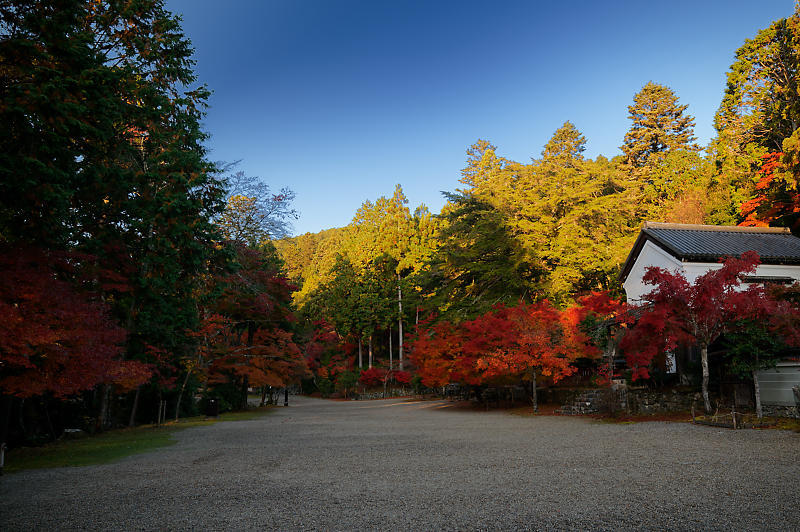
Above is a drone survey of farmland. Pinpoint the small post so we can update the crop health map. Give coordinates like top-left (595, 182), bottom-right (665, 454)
top-left (0, 442), bottom-right (6, 476)
top-left (157, 400), bottom-right (166, 426)
top-left (284, 388), bottom-right (289, 407)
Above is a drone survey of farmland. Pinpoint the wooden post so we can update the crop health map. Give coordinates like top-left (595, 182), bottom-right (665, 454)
top-left (398, 273), bottom-right (404, 371)
top-left (128, 386), bottom-right (141, 427)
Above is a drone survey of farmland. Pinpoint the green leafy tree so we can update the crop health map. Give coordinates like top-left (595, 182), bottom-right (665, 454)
top-left (459, 139), bottom-right (503, 189)
top-left (334, 370), bottom-right (358, 398)
top-left (713, 7), bottom-right (800, 229)
top-left (275, 227), bottom-right (348, 306)
top-left (640, 149), bottom-right (714, 223)
top-left (509, 124), bottom-right (637, 302)
top-left (723, 319), bottom-right (787, 419)
top-left (715, 9), bottom-right (800, 160)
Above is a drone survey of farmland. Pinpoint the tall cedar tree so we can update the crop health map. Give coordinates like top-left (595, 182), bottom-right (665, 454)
top-left (422, 192), bottom-right (537, 320)
top-left (621, 82), bottom-right (699, 168)
top-left (1, 1), bottom-right (226, 427)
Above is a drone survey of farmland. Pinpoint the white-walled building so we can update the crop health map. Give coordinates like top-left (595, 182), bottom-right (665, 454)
top-left (619, 222), bottom-right (800, 409)
top-left (620, 222), bottom-right (800, 303)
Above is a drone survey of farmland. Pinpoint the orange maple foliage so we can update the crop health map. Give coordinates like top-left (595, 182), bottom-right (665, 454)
top-left (476, 301), bottom-right (592, 383)
top-left (740, 152), bottom-right (800, 228)
top-left (409, 301), bottom-right (598, 389)
top-left (201, 244), bottom-right (309, 390)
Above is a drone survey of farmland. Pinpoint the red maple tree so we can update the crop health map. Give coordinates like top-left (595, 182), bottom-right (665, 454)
top-left (305, 320), bottom-right (354, 382)
top-left (407, 318), bottom-right (465, 388)
top-left (476, 301), bottom-right (594, 411)
top-left (409, 301), bottom-right (598, 409)
top-left (0, 246), bottom-right (151, 398)
top-left (199, 244), bottom-right (308, 407)
top-left (619, 251), bottom-right (794, 412)
top-left (358, 367), bottom-right (386, 387)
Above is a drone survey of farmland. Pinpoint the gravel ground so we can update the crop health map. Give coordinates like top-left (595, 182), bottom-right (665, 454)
top-left (1, 395), bottom-right (798, 531)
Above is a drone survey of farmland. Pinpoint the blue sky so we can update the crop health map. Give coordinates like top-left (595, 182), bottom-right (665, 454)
top-left (166, 0), bottom-right (793, 236)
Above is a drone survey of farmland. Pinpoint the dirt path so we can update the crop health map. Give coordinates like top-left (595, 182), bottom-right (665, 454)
top-left (1, 395), bottom-right (798, 530)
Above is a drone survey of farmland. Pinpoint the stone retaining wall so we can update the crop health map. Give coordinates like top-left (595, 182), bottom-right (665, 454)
top-left (626, 389), bottom-right (697, 414)
top-left (354, 388), bottom-right (411, 400)
top-left (761, 404), bottom-right (800, 419)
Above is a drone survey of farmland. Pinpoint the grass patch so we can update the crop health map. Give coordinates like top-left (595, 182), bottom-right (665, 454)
top-left (691, 413), bottom-right (800, 432)
top-left (595, 411), bottom-right (693, 424)
top-left (3, 406), bottom-right (276, 474)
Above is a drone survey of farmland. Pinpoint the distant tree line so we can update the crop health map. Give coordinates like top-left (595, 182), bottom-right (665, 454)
top-left (280, 6), bottom-right (800, 409)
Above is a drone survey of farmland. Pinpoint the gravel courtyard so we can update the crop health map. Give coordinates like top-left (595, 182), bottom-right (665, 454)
top-left (1, 395), bottom-right (798, 530)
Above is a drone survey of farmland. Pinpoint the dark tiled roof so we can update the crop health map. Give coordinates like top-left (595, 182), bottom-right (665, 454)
top-left (643, 223), bottom-right (800, 262)
top-left (619, 222), bottom-right (800, 283)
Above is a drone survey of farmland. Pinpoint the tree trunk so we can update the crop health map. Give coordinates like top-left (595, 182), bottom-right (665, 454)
top-left (128, 386), bottom-right (141, 427)
top-left (1, 396), bottom-right (12, 450)
top-left (368, 335), bottom-right (373, 369)
top-left (260, 386), bottom-right (268, 407)
top-left (358, 337), bottom-right (363, 369)
top-left (175, 369), bottom-right (192, 421)
top-left (42, 396), bottom-right (56, 440)
top-left (241, 376), bottom-right (249, 410)
top-left (530, 368), bottom-right (538, 413)
top-left (700, 343), bottom-right (711, 413)
top-left (606, 337), bottom-right (616, 381)
top-left (98, 384), bottom-right (112, 431)
top-left (388, 325), bottom-right (393, 370)
top-left (752, 369), bottom-right (763, 420)
top-left (18, 399), bottom-right (26, 438)
top-left (397, 273), bottom-right (404, 371)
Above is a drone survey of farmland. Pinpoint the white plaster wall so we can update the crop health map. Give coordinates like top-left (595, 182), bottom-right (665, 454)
top-left (682, 261), bottom-right (800, 285)
top-left (624, 241), bottom-right (800, 304)
top-left (757, 362), bottom-right (800, 406)
top-left (623, 240), bottom-right (682, 304)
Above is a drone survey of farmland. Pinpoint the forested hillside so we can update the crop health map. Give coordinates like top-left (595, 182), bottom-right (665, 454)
top-left (284, 6), bottom-right (800, 395)
top-left (280, 87), bottom-right (711, 311)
